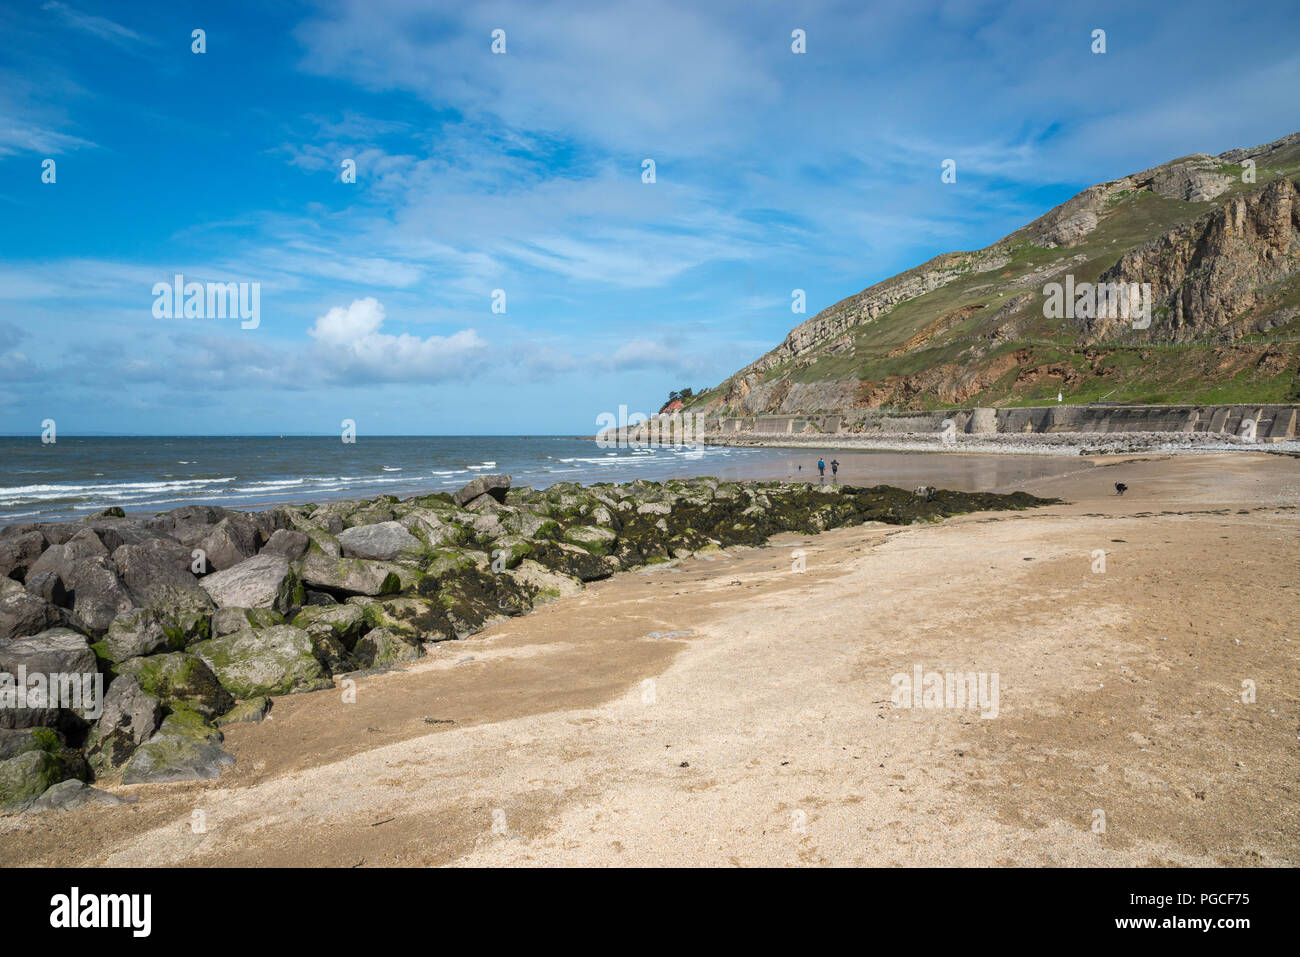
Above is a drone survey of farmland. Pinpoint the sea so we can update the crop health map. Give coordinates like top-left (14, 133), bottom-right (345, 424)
top-left (0, 435), bottom-right (1085, 526)
top-left (0, 435), bottom-right (785, 525)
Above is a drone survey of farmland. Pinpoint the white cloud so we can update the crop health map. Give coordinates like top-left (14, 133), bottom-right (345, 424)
top-left (307, 297), bottom-right (488, 381)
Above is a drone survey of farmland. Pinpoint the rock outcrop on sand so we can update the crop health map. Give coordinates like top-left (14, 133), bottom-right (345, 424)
top-left (0, 475), bottom-right (1054, 808)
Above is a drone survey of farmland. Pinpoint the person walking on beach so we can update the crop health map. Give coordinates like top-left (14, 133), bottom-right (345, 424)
top-left (830, 459), bottom-right (839, 481)
top-left (817, 458), bottom-right (825, 480)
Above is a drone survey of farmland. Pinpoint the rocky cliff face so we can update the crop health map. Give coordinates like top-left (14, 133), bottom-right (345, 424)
top-left (1089, 176), bottom-right (1299, 344)
top-left (694, 132), bottom-right (1300, 415)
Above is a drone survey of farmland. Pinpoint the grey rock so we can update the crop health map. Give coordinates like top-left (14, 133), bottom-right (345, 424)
top-left (337, 522), bottom-right (424, 561)
top-left (350, 627), bottom-right (422, 670)
top-left (121, 709), bottom-right (234, 784)
top-left (0, 737), bottom-right (87, 808)
top-left (200, 554), bottom-right (300, 613)
top-left (97, 609), bottom-right (176, 662)
top-left (23, 570), bottom-right (68, 606)
top-left (260, 528), bottom-right (310, 560)
top-left (116, 652), bottom-right (234, 720)
top-left (398, 510), bottom-right (462, 549)
top-left (216, 696), bottom-right (271, 726)
top-left (470, 511), bottom-right (508, 540)
top-left (80, 518), bottom-right (153, 553)
top-left (23, 529), bottom-right (107, 587)
top-left (85, 675), bottom-right (162, 776)
top-left (63, 556), bottom-right (136, 634)
top-left (506, 560), bottom-right (584, 604)
top-left (0, 529), bottom-right (47, 580)
top-left (196, 516), bottom-right (261, 572)
top-left (192, 625), bottom-right (333, 698)
top-left (32, 523), bottom-right (78, 546)
top-left (0, 627), bottom-right (97, 678)
top-left (1151, 162), bottom-right (1232, 203)
top-left (292, 603), bottom-right (368, 648)
top-left (300, 552), bottom-right (415, 597)
top-left (25, 778), bottom-right (132, 813)
top-left (0, 588), bottom-right (58, 641)
top-left (452, 473), bottom-right (512, 507)
top-left (113, 540), bottom-right (212, 612)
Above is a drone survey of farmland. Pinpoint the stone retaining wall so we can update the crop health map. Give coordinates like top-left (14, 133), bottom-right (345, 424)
top-left (703, 403), bottom-right (1299, 440)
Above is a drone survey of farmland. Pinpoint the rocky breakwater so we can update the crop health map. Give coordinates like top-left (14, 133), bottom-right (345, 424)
top-left (0, 474), bottom-right (1056, 809)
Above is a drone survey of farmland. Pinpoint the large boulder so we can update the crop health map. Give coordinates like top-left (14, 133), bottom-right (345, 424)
top-left (23, 570), bottom-right (69, 606)
top-left (414, 568), bottom-right (534, 638)
top-left (62, 556), bottom-right (135, 634)
top-left (192, 625), bottom-right (332, 698)
top-left (94, 605), bottom-right (210, 663)
top-left (337, 522), bottom-right (424, 561)
top-left (0, 529), bottom-right (47, 580)
top-left (248, 508), bottom-right (291, 544)
top-left (113, 541), bottom-right (212, 612)
top-left (398, 510), bottom-right (463, 549)
top-left (22, 529), bottom-right (107, 586)
top-left (0, 584), bottom-right (58, 642)
top-left (506, 560), bottom-right (584, 604)
top-left (487, 536), bottom-right (533, 570)
top-left (121, 706), bottom-right (234, 784)
top-left (452, 473), bottom-right (512, 507)
top-left (344, 505), bottom-right (396, 528)
top-left (291, 603), bottom-right (369, 648)
top-left (84, 675), bottom-right (162, 777)
top-left (349, 627), bottom-right (422, 670)
top-left (0, 628), bottom-right (98, 729)
top-left (562, 525), bottom-right (618, 555)
top-left (80, 517), bottom-right (154, 553)
top-left (300, 551), bottom-right (417, 597)
top-left (116, 652), bottom-right (234, 720)
top-left (211, 606), bottom-right (284, 637)
top-left (0, 627), bottom-right (97, 679)
top-left (96, 611), bottom-right (172, 663)
top-left (0, 729), bottom-right (87, 808)
top-left (200, 554), bottom-right (302, 613)
top-left (260, 528), bottom-right (310, 561)
top-left (196, 516), bottom-right (261, 572)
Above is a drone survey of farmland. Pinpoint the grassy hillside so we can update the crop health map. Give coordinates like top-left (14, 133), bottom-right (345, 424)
top-left (690, 134), bottom-right (1300, 415)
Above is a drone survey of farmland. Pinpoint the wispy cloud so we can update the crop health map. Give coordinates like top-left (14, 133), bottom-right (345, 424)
top-left (41, 1), bottom-right (158, 50)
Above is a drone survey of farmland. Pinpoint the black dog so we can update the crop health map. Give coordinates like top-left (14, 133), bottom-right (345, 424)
top-left (1114, 482), bottom-right (1128, 496)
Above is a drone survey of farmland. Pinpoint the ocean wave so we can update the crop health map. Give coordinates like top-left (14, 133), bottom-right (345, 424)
top-left (0, 476), bottom-right (238, 505)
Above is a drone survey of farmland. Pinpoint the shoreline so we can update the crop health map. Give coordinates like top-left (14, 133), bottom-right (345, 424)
top-left (0, 474), bottom-right (1055, 817)
top-left (2, 453), bottom-right (1295, 865)
top-left (0, 444), bottom-right (1091, 528)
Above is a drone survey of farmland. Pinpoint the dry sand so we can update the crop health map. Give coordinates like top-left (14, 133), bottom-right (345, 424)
top-left (2, 452), bottom-right (1297, 867)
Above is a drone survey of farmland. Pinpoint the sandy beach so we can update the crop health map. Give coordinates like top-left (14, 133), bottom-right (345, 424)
top-left (1, 451), bottom-right (1296, 867)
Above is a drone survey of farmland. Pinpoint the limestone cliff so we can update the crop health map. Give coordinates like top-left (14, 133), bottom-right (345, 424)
top-left (693, 132), bottom-right (1300, 415)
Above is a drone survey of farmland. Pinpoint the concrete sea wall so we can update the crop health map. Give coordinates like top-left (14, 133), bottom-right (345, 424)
top-left (701, 404), bottom-right (1299, 441)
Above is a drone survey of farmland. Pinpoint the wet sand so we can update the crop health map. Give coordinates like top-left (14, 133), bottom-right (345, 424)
top-left (1, 452), bottom-right (1297, 867)
top-left (695, 449), bottom-right (1092, 491)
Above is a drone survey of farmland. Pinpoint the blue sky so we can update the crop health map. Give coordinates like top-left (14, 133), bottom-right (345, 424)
top-left (0, 0), bottom-right (1296, 435)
